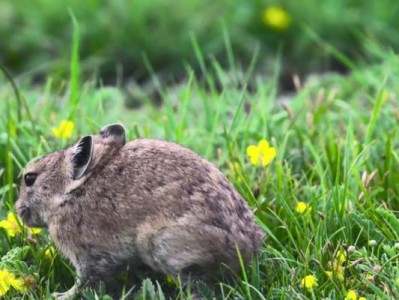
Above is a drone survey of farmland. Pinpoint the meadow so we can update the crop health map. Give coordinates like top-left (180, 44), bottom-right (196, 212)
top-left (2, 1), bottom-right (399, 300)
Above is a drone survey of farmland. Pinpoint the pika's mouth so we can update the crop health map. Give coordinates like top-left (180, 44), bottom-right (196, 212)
top-left (16, 205), bottom-right (32, 223)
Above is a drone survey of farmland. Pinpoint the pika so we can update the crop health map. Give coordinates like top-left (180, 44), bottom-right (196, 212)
top-left (15, 124), bottom-right (265, 299)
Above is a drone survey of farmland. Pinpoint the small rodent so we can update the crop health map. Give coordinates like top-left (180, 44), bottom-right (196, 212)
top-left (15, 124), bottom-right (265, 299)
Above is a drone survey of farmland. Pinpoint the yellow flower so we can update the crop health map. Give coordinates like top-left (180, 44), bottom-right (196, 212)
top-left (296, 202), bottom-right (310, 213)
top-left (359, 298), bottom-right (366, 300)
top-left (51, 120), bottom-right (74, 139)
top-left (246, 140), bottom-right (276, 166)
top-left (28, 227), bottom-right (42, 235)
top-left (326, 260), bottom-right (345, 282)
top-left (332, 261), bottom-right (345, 281)
top-left (336, 249), bottom-right (347, 264)
top-left (300, 274), bottom-right (318, 289)
top-left (345, 290), bottom-right (358, 300)
top-left (325, 271), bottom-right (333, 279)
top-left (365, 273), bottom-right (374, 280)
top-left (336, 270), bottom-right (345, 281)
top-left (0, 212), bottom-right (22, 237)
top-left (0, 212), bottom-right (42, 237)
top-left (0, 269), bottom-right (26, 296)
top-left (261, 6), bottom-right (291, 30)
top-left (44, 246), bottom-right (56, 260)
top-left (165, 275), bottom-right (176, 286)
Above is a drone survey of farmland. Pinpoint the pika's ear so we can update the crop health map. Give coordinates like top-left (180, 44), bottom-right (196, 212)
top-left (71, 135), bottom-right (93, 180)
top-left (99, 123), bottom-right (126, 146)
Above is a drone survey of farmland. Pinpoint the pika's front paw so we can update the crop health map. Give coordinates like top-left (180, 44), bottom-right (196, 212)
top-left (52, 284), bottom-right (79, 300)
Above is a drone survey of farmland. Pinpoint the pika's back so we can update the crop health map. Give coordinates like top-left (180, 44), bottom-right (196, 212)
top-left (88, 137), bottom-right (263, 245)
top-left (118, 138), bottom-right (245, 211)
top-left (121, 138), bottom-right (221, 187)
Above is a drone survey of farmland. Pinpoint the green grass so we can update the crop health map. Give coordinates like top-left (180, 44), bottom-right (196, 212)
top-left (1, 41), bottom-right (399, 299)
top-left (2, 0), bottom-right (399, 82)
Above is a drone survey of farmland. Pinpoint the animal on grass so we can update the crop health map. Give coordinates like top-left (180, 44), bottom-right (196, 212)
top-left (15, 124), bottom-right (265, 299)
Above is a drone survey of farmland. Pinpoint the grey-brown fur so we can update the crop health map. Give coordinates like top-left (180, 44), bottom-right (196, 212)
top-left (15, 124), bottom-right (265, 299)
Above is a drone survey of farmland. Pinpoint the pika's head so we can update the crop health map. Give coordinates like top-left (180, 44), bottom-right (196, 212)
top-left (14, 124), bottom-right (126, 227)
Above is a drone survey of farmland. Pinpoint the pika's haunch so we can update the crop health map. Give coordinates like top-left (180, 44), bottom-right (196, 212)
top-left (15, 124), bottom-right (265, 299)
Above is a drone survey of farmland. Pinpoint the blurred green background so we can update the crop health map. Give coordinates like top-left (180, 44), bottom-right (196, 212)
top-left (1, 0), bottom-right (398, 87)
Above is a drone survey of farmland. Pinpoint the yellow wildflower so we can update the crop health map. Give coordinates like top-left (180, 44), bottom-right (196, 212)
top-left (332, 261), bottom-right (345, 281)
top-left (300, 274), bottom-right (318, 289)
top-left (359, 297), bottom-right (366, 300)
top-left (0, 212), bottom-right (41, 237)
top-left (29, 228), bottom-right (42, 235)
top-left (326, 268), bottom-right (344, 281)
top-left (325, 271), bottom-right (333, 279)
top-left (336, 249), bottom-right (347, 264)
top-left (0, 212), bottom-right (22, 237)
top-left (345, 290), bottom-right (358, 300)
top-left (296, 202), bottom-right (310, 213)
top-left (165, 275), bottom-right (176, 286)
top-left (0, 269), bottom-right (26, 296)
top-left (51, 120), bottom-right (74, 139)
top-left (325, 260), bottom-right (345, 282)
top-left (44, 246), bottom-right (56, 260)
top-left (335, 270), bottom-right (345, 281)
top-left (246, 140), bottom-right (276, 166)
top-left (261, 6), bottom-right (291, 30)
top-left (365, 273), bottom-right (374, 280)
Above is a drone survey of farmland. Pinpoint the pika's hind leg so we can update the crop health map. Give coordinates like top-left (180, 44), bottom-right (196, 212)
top-left (140, 224), bottom-right (237, 279)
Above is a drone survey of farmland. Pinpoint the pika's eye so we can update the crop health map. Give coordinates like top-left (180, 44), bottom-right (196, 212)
top-left (24, 173), bottom-right (37, 187)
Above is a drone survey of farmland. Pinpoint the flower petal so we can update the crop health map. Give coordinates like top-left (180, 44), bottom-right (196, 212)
top-left (325, 271), bottom-right (333, 279)
top-left (336, 250), bottom-right (347, 264)
top-left (7, 212), bottom-right (18, 223)
top-left (0, 220), bottom-right (11, 229)
top-left (345, 290), bottom-right (358, 300)
top-left (9, 277), bottom-right (26, 292)
top-left (52, 121), bottom-right (74, 139)
top-left (261, 147), bottom-right (276, 166)
top-left (28, 227), bottom-right (42, 235)
top-left (59, 120), bottom-right (74, 139)
top-left (51, 127), bottom-right (60, 138)
top-left (246, 145), bottom-right (259, 157)
top-left (0, 281), bottom-right (10, 296)
top-left (296, 202), bottom-right (308, 213)
top-left (0, 269), bottom-right (13, 296)
top-left (247, 145), bottom-right (261, 165)
top-left (300, 274), bottom-right (318, 289)
top-left (250, 155), bottom-right (260, 165)
top-left (258, 140), bottom-right (270, 153)
top-left (0, 214), bottom-right (20, 237)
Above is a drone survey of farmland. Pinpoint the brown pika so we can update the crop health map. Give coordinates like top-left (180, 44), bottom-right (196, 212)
top-left (15, 124), bottom-right (265, 299)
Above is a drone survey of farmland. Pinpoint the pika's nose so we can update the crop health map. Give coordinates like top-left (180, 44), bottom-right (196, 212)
top-left (14, 200), bottom-right (20, 214)
top-left (14, 200), bottom-right (24, 217)
top-left (16, 204), bottom-right (31, 222)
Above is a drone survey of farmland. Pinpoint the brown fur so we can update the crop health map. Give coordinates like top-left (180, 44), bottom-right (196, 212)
top-left (15, 124), bottom-right (265, 298)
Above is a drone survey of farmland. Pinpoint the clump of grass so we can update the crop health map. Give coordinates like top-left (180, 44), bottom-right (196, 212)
top-left (1, 38), bottom-right (399, 299)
